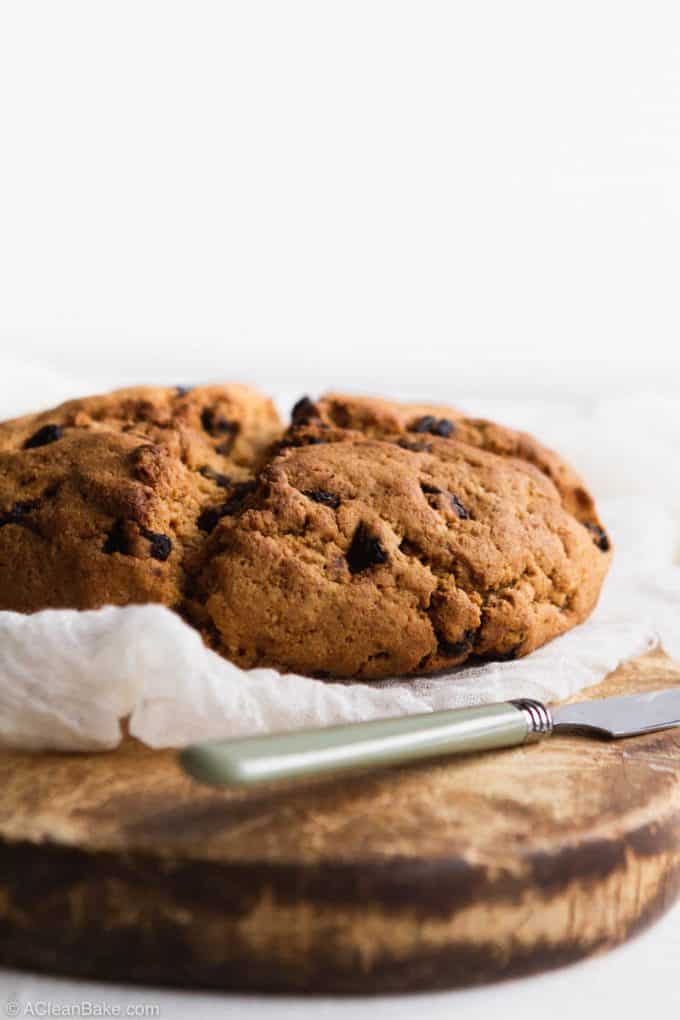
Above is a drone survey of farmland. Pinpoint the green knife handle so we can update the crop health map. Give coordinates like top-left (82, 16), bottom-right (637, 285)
top-left (179, 700), bottom-right (549, 788)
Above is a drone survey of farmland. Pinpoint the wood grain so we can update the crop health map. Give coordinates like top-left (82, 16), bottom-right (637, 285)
top-left (2, 650), bottom-right (680, 993)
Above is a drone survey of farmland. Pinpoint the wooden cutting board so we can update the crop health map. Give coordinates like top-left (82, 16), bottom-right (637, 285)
top-left (2, 649), bottom-right (680, 994)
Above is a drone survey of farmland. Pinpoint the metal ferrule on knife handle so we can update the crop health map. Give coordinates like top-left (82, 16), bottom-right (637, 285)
top-left (510, 699), bottom-right (554, 742)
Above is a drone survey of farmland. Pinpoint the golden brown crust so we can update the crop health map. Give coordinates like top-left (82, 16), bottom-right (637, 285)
top-left (189, 432), bottom-right (611, 679)
top-left (0, 383), bottom-right (282, 471)
top-left (287, 392), bottom-right (599, 525)
top-left (290, 391), bottom-right (464, 438)
top-left (0, 385), bottom-right (610, 679)
top-left (449, 419), bottom-right (599, 524)
top-left (0, 385), bottom-right (282, 614)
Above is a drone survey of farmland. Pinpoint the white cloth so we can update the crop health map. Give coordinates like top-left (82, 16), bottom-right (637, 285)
top-left (1, 359), bottom-right (679, 751)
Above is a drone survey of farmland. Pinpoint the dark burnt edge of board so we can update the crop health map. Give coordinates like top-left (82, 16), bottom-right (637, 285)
top-left (1, 808), bottom-right (679, 919)
top-left (0, 926), bottom-right (614, 994)
top-left (1, 840), bottom-right (679, 995)
top-left (1, 809), bottom-right (680, 994)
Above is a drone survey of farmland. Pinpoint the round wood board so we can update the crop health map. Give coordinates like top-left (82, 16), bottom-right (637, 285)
top-left (2, 650), bottom-right (680, 995)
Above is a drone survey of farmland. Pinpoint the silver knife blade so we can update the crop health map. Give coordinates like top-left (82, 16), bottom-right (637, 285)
top-left (552, 687), bottom-right (680, 739)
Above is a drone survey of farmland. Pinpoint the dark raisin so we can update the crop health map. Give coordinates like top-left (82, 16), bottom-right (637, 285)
top-left (411, 415), bottom-right (437, 434)
top-left (232, 479), bottom-right (257, 500)
top-left (432, 418), bottom-right (455, 437)
top-left (216, 419), bottom-right (238, 435)
top-left (347, 523), bottom-right (388, 574)
top-left (409, 416), bottom-right (454, 438)
top-left (303, 489), bottom-right (341, 509)
top-left (197, 506), bottom-right (222, 533)
top-left (279, 429), bottom-right (329, 450)
top-left (450, 495), bottom-right (471, 519)
top-left (201, 408), bottom-right (240, 438)
top-left (140, 527), bottom-right (172, 561)
top-left (103, 520), bottom-right (130, 555)
top-left (397, 438), bottom-right (432, 453)
top-left (420, 482), bottom-right (441, 495)
top-left (584, 522), bottom-right (610, 552)
top-left (0, 499), bottom-right (41, 528)
top-left (175, 385), bottom-right (192, 397)
top-left (439, 628), bottom-right (476, 658)
top-left (24, 424), bottom-right (64, 449)
top-left (291, 396), bottom-right (319, 425)
top-left (199, 466), bottom-right (231, 488)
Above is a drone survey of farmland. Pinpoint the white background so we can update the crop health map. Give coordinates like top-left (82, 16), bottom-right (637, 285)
top-left (1, 2), bottom-right (680, 1017)
top-left (0, 1), bottom-right (679, 393)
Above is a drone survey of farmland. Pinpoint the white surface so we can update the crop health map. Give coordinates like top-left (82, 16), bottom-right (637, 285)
top-left (1, 0), bottom-right (680, 1013)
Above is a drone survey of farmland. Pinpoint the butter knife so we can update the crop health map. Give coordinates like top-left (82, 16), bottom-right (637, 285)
top-left (179, 688), bottom-right (680, 789)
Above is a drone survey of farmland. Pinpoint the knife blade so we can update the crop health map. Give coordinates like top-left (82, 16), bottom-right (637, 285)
top-left (552, 687), bottom-right (680, 738)
top-left (179, 687), bottom-right (680, 789)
